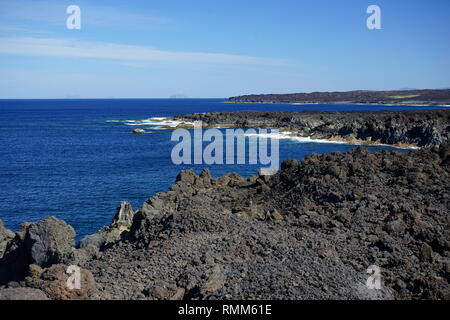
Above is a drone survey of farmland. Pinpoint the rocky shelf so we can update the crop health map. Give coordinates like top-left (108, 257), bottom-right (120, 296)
top-left (1, 141), bottom-right (449, 300)
top-left (228, 89), bottom-right (450, 105)
top-left (172, 109), bottom-right (450, 148)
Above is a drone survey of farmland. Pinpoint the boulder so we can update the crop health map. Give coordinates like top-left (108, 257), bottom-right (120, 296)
top-left (0, 217), bottom-right (76, 285)
top-left (132, 128), bottom-right (146, 134)
top-left (29, 264), bottom-right (96, 300)
top-left (23, 217), bottom-right (76, 267)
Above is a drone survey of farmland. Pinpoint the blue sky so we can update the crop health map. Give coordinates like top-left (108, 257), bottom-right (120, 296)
top-left (0, 0), bottom-right (449, 98)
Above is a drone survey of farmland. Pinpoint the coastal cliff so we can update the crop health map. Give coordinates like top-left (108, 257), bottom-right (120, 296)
top-left (173, 109), bottom-right (450, 147)
top-left (0, 142), bottom-right (449, 300)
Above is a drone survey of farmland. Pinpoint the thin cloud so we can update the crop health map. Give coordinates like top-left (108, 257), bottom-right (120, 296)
top-left (0, 25), bottom-right (52, 35)
top-left (0, 0), bottom-right (173, 30)
top-left (0, 37), bottom-right (287, 66)
top-left (86, 6), bottom-right (173, 28)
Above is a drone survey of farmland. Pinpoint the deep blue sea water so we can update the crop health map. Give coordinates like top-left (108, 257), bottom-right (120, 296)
top-left (0, 99), bottom-right (444, 240)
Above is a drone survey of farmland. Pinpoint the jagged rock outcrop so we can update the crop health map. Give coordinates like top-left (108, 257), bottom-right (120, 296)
top-left (173, 109), bottom-right (450, 147)
top-left (83, 143), bottom-right (448, 300)
top-left (79, 201), bottom-right (135, 249)
top-left (0, 220), bottom-right (14, 259)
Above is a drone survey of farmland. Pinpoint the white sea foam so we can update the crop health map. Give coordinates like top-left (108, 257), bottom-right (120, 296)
top-left (244, 131), bottom-right (419, 149)
top-left (108, 118), bottom-right (419, 150)
top-left (108, 117), bottom-right (195, 128)
top-left (244, 131), bottom-right (347, 144)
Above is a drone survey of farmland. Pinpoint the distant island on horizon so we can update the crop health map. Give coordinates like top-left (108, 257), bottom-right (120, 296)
top-left (228, 89), bottom-right (450, 106)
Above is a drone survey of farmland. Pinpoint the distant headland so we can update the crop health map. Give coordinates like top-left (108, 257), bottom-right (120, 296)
top-left (228, 89), bottom-right (450, 106)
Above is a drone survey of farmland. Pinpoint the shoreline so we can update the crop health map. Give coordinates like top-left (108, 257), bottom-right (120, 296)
top-left (122, 117), bottom-right (420, 150)
top-left (170, 109), bottom-right (450, 149)
top-left (227, 89), bottom-right (450, 107)
top-left (224, 100), bottom-right (450, 108)
top-left (1, 142), bottom-right (449, 300)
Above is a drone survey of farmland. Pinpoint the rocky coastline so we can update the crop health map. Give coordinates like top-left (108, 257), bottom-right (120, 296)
top-left (0, 143), bottom-right (449, 300)
top-left (228, 89), bottom-right (450, 105)
top-left (0, 109), bottom-right (449, 300)
top-left (172, 109), bottom-right (450, 148)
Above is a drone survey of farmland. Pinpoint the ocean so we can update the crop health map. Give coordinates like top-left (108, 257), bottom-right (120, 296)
top-left (0, 99), bottom-right (442, 240)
